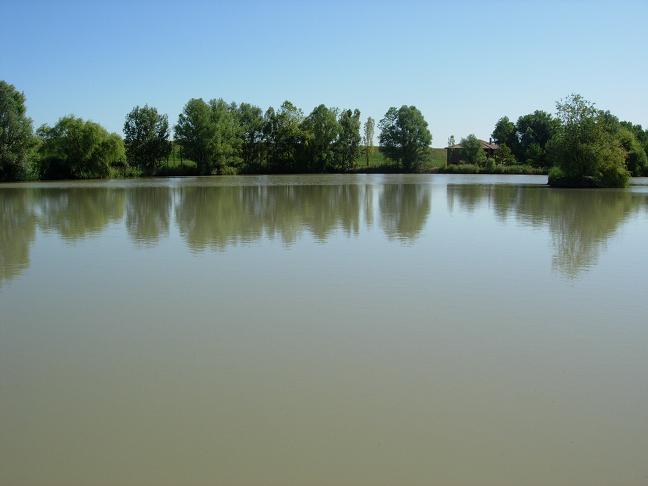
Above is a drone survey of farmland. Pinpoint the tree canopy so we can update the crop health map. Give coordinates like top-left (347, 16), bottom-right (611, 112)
top-left (174, 98), bottom-right (242, 175)
top-left (548, 94), bottom-right (629, 187)
top-left (0, 81), bottom-right (34, 181)
top-left (491, 112), bottom-right (559, 167)
top-left (379, 105), bottom-right (432, 171)
top-left (37, 116), bottom-right (125, 179)
top-left (124, 105), bottom-right (171, 174)
top-left (459, 134), bottom-right (487, 165)
top-left (302, 105), bottom-right (340, 172)
top-left (334, 109), bottom-right (361, 172)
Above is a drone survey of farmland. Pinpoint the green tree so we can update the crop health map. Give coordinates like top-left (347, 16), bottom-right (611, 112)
top-left (174, 98), bottom-right (242, 175)
top-left (494, 143), bottom-right (516, 165)
top-left (262, 101), bottom-right (305, 172)
top-left (334, 109), bottom-right (361, 171)
top-left (491, 117), bottom-right (518, 157)
top-left (618, 126), bottom-right (648, 176)
top-left (379, 105), bottom-right (432, 171)
top-left (37, 116), bottom-right (125, 179)
top-left (516, 110), bottom-right (560, 167)
top-left (123, 105), bottom-right (171, 175)
top-left (236, 102), bottom-right (264, 170)
top-left (363, 117), bottom-right (375, 166)
top-left (208, 98), bottom-right (243, 173)
top-left (174, 98), bottom-right (216, 174)
top-left (620, 121), bottom-right (648, 160)
top-left (0, 81), bottom-right (34, 181)
top-left (548, 94), bottom-right (629, 188)
top-left (301, 104), bottom-right (339, 171)
top-left (460, 134), bottom-right (487, 165)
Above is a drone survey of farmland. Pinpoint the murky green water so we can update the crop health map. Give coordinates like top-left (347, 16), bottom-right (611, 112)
top-left (2, 174), bottom-right (648, 486)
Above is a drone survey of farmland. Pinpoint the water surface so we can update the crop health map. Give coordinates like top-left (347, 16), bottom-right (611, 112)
top-left (2, 174), bottom-right (648, 486)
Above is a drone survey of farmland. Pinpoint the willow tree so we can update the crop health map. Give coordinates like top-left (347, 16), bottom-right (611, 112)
top-left (37, 116), bottom-right (125, 179)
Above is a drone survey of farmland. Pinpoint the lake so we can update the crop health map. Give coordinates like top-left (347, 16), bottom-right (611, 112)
top-left (2, 174), bottom-right (648, 486)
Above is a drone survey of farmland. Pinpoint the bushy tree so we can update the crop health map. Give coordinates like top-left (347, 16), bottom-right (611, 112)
top-left (123, 105), bottom-right (171, 174)
top-left (174, 98), bottom-right (215, 174)
top-left (548, 94), bottom-right (628, 188)
top-left (494, 143), bottom-right (516, 165)
top-left (460, 134), bottom-right (487, 165)
top-left (302, 104), bottom-right (339, 171)
top-left (334, 109), bottom-right (361, 171)
top-left (262, 101), bottom-right (305, 172)
top-left (492, 112), bottom-right (559, 166)
top-left (208, 99), bottom-right (243, 173)
top-left (37, 116), bottom-right (125, 179)
top-left (235, 102), bottom-right (264, 169)
top-left (491, 116), bottom-right (518, 155)
top-left (618, 127), bottom-right (648, 176)
top-left (620, 121), bottom-right (648, 158)
top-left (0, 81), bottom-right (34, 181)
top-left (175, 98), bottom-right (242, 175)
top-left (379, 105), bottom-right (432, 171)
top-left (516, 110), bottom-right (560, 167)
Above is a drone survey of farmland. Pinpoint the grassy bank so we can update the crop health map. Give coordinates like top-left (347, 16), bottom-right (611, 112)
top-left (436, 164), bottom-right (547, 175)
top-left (146, 145), bottom-right (546, 177)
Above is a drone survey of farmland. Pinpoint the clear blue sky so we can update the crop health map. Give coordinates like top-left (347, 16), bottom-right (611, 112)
top-left (2, 0), bottom-right (647, 145)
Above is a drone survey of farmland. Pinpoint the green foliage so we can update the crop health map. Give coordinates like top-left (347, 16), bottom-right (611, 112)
top-left (124, 105), bottom-right (171, 175)
top-left (209, 99), bottom-right (243, 173)
top-left (235, 102), bottom-right (264, 169)
top-left (302, 104), bottom-right (340, 171)
top-left (516, 110), bottom-right (560, 167)
top-left (617, 127), bottom-right (647, 176)
top-left (36, 116), bottom-right (125, 179)
top-left (0, 81), bottom-right (35, 181)
top-left (491, 112), bottom-right (560, 167)
top-left (174, 98), bottom-right (242, 175)
top-left (262, 101), bottom-right (305, 172)
top-left (363, 117), bottom-right (375, 166)
top-left (459, 134), bottom-right (487, 165)
top-left (547, 94), bottom-right (629, 188)
top-left (620, 121), bottom-right (648, 163)
top-left (379, 105), bottom-right (432, 171)
top-left (491, 117), bottom-right (518, 154)
top-left (174, 98), bottom-right (215, 174)
top-left (334, 109), bottom-right (361, 171)
top-left (494, 143), bottom-right (516, 165)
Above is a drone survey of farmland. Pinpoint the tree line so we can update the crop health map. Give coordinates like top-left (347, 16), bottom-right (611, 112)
top-left (2, 79), bottom-right (647, 187)
top-left (0, 80), bottom-right (433, 182)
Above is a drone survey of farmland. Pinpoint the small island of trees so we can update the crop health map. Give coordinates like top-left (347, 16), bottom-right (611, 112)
top-left (1, 80), bottom-right (647, 187)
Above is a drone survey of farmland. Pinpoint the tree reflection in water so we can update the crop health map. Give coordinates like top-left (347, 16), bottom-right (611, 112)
top-left (0, 190), bottom-right (37, 286)
top-left (447, 184), bottom-right (647, 277)
top-left (2, 179), bottom-right (645, 286)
